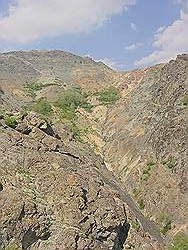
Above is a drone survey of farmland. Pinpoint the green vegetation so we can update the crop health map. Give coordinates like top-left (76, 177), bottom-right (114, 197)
top-left (96, 87), bottom-right (121, 105)
top-left (5, 244), bottom-right (21, 250)
top-left (18, 168), bottom-right (34, 183)
top-left (4, 115), bottom-right (18, 128)
top-left (131, 220), bottom-right (140, 231)
top-left (182, 95), bottom-right (188, 106)
top-left (55, 87), bottom-right (93, 120)
top-left (163, 158), bottom-right (177, 170)
top-left (169, 233), bottom-right (188, 250)
top-left (141, 161), bottom-right (155, 181)
top-left (159, 213), bottom-right (172, 235)
top-left (132, 188), bottom-right (140, 198)
top-left (70, 122), bottom-right (92, 142)
top-left (24, 82), bottom-right (44, 98)
top-left (32, 97), bottom-right (52, 116)
top-left (137, 199), bottom-right (145, 210)
top-left (24, 81), bottom-right (57, 98)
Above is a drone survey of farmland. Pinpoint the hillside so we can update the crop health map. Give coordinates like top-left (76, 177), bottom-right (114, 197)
top-left (0, 51), bottom-right (187, 250)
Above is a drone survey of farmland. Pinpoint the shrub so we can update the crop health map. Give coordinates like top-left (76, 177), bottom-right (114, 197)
top-left (131, 220), bottom-right (140, 231)
top-left (18, 168), bottom-right (33, 183)
top-left (163, 158), bottom-right (177, 170)
top-left (5, 116), bottom-right (18, 128)
top-left (169, 233), bottom-right (188, 250)
top-left (55, 88), bottom-right (93, 120)
top-left (159, 214), bottom-right (172, 235)
top-left (141, 161), bottom-right (155, 181)
top-left (24, 82), bottom-right (43, 98)
top-left (33, 98), bottom-right (52, 116)
top-left (132, 188), bottom-right (140, 198)
top-left (137, 199), bottom-right (145, 210)
top-left (97, 87), bottom-right (120, 105)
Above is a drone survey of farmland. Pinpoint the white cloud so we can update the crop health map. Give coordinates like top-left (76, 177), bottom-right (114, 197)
top-left (125, 42), bottom-right (143, 51)
top-left (130, 22), bottom-right (137, 31)
top-left (98, 58), bottom-right (125, 70)
top-left (0, 0), bottom-right (136, 44)
top-left (174, 0), bottom-right (188, 10)
top-left (135, 3), bottom-right (188, 67)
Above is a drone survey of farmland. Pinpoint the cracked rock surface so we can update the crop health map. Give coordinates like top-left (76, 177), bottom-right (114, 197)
top-left (0, 113), bottom-right (129, 250)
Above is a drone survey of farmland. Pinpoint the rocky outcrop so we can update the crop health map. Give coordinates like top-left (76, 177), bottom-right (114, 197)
top-left (0, 113), bottom-right (129, 250)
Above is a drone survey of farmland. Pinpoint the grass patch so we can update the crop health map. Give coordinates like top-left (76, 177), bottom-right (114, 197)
top-left (137, 199), bottom-right (145, 210)
top-left (163, 158), bottom-right (177, 170)
top-left (132, 188), bottom-right (140, 198)
top-left (70, 121), bottom-right (91, 142)
top-left (32, 97), bottom-right (53, 116)
top-left (131, 220), bottom-right (140, 231)
top-left (141, 161), bottom-right (155, 181)
top-left (169, 233), bottom-right (188, 250)
top-left (24, 82), bottom-right (44, 98)
top-left (159, 213), bottom-right (172, 235)
top-left (96, 87), bottom-right (121, 105)
top-left (18, 168), bottom-right (34, 183)
top-left (4, 115), bottom-right (18, 128)
top-left (24, 81), bottom-right (57, 98)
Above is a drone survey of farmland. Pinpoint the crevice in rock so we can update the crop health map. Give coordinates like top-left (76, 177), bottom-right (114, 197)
top-left (39, 123), bottom-right (55, 137)
top-left (112, 221), bottom-right (130, 250)
top-left (75, 234), bottom-right (80, 249)
top-left (0, 182), bottom-right (3, 192)
top-left (18, 203), bottom-right (25, 221)
top-left (22, 229), bottom-right (39, 250)
top-left (79, 188), bottom-right (88, 211)
top-left (79, 215), bottom-right (89, 224)
top-left (51, 147), bottom-right (80, 160)
top-left (21, 227), bottom-right (51, 250)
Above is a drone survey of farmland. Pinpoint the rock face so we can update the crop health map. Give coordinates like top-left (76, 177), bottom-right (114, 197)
top-left (0, 113), bottom-right (129, 250)
top-left (0, 51), bottom-right (187, 250)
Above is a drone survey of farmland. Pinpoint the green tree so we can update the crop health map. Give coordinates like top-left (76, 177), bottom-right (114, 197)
top-left (97, 87), bottom-right (120, 105)
top-left (33, 98), bottom-right (52, 116)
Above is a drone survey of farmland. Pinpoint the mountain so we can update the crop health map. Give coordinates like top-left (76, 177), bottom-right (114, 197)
top-left (0, 51), bottom-right (187, 250)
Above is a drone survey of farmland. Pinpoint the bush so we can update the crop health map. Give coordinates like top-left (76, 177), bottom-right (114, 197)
top-left (159, 214), bottom-right (172, 235)
top-left (97, 87), bottom-right (120, 105)
top-left (131, 220), bottom-right (140, 231)
top-left (33, 98), bottom-right (52, 116)
top-left (137, 199), bottom-right (145, 210)
top-left (163, 158), bottom-right (177, 170)
top-left (5, 116), bottom-right (18, 128)
top-left (24, 82), bottom-right (43, 98)
top-left (141, 161), bottom-right (155, 181)
top-left (55, 88), bottom-right (93, 120)
top-left (169, 233), bottom-right (188, 250)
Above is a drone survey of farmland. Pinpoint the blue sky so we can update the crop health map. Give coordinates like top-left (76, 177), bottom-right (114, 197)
top-left (0, 0), bottom-right (187, 70)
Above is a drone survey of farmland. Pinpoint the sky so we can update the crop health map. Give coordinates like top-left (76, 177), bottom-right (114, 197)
top-left (0, 0), bottom-right (187, 71)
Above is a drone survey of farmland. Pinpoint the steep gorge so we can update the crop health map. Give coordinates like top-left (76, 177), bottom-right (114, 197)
top-left (0, 51), bottom-right (187, 250)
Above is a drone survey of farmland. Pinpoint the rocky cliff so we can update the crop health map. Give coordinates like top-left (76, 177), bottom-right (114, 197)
top-left (0, 51), bottom-right (187, 250)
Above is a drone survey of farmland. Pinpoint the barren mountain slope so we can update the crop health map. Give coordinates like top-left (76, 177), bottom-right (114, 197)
top-left (0, 51), bottom-right (187, 250)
